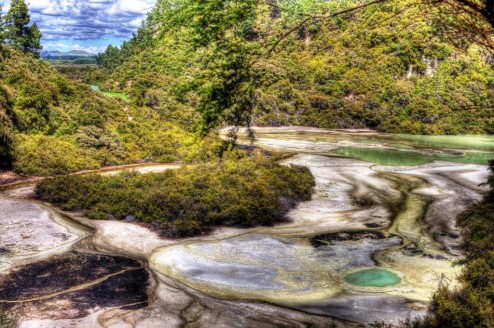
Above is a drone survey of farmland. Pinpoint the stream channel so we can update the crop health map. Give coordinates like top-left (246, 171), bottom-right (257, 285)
top-left (1, 128), bottom-right (493, 327)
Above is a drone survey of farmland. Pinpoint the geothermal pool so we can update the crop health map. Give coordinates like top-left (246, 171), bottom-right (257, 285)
top-left (344, 269), bottom-right (401, 287)
top-left (1, 128), bottom-right (492, 327)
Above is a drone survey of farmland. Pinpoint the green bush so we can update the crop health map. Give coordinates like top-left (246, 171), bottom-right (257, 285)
top-left (35, 155), bottom-right (315, 237)
top-left (13, 135), bottom-right (100, 175)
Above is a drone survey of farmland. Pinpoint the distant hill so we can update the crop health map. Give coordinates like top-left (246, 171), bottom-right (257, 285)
top-left (41, 50), bottom-right (97, 60)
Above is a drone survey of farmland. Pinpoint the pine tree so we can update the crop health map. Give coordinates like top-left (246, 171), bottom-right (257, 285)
top-left (27, 22), bottom-right (42, 56)
top-left (0, 5), bottom-right (5, 44)
top-left (5, 0), bottom-right (42, 56)
top-left (5, 0), bottom-right (30, 49)
top-left (97, 45), bottom-right (122, 69)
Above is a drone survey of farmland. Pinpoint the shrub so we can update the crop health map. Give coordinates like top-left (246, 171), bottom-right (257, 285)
top-left (35, 155), bottom-right (315, 237)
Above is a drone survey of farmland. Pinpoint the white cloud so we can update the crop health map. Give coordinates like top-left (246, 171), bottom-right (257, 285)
top-left (0, 0), bottom-right (157, 43)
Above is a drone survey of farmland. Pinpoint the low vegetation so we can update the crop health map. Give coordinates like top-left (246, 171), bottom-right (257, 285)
top-left (35, 155), bottom-right (315, 237)
top-left (0, 43), bottom-right (223, 175)
top-left (0, 0), bottom-right (226, 175)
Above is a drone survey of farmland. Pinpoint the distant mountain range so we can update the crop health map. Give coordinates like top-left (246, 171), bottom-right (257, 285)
top-left (41, 50), bottom-right (97, 59)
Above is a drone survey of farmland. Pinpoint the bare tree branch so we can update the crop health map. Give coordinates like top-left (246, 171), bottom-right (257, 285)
top-left (265, 0), bottom-right (494, 53)
top-left (266, 0), bottom-right (390, 54)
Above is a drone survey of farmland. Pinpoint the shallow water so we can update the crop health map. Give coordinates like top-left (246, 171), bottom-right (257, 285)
top-left (89, 85), bottom-right (129, 100)
top-left (235, 127), bottom-right (494, 165)
top-left (397, 134), bottom-right (494, 151)
top-left (345, 269), bottom-right (401, 287)
top-left (149, 128), bottom-right (490, 323)
top-left (334, 146), bottom-right (494, 165)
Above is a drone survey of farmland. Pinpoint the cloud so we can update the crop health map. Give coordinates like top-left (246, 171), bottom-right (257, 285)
top-left (0, 0), bottom-right (156, 42)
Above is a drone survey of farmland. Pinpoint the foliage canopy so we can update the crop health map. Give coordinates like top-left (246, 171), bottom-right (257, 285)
top-left (94, 0), bottom-right (494, 135)
top-left (2, 0), bottom-right (42, 56)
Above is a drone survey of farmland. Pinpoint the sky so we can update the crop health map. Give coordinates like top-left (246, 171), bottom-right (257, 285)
top-left (0, 0), bottom-right (157, 53)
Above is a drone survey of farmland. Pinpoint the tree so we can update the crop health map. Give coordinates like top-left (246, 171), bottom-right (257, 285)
top-left (96, 7), bottom-right (158, 70)
top-left (5, 0), bottom-right (30, 49)
top-left (96, 45), bottom-right (122, 69)
top-left (422, 0), bottom-right (494, 49)
top-left (5, 0), bottom-right (42, 56)
top-left (27, 22), bottom-right (42, 56)
top-left (161, 0), bottom-right (260, 134)
top-left (0, 5), bottom-right (5, 44)
top-left (191, 0), bottom-right (494, 133)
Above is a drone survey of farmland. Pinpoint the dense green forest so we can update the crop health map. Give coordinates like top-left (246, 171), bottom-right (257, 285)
top-left (92, 0), bottom-right (494, 135)
top-left (1, 0), bottom-right (493, 175)
top-left (3, 0), bottom-right (494, 175)
top-left (35, 155), bottom-right (315, 237)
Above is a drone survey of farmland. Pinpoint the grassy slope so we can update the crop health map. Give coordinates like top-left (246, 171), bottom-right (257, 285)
top-left (0, 45), bottom-right (220, 175)
top-left (35, 155), bottom-right (315, 237)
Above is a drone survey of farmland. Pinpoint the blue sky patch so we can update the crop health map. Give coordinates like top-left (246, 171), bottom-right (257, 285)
top-left (0, 0), bottom-right (156, 53)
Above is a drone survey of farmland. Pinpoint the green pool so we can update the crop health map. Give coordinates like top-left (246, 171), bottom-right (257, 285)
top-left (89, 85), bottom-right (129, 100)
top-left (334, 147), bottom-right (494, 166)
top-left (251, 130), bottom-right (494, 166)
top-left (344, 269), bottom-right (401, 287)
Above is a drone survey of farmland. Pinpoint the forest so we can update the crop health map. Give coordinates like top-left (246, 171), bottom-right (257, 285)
top-left (0, 1), bottom-right (225, 175)
top-left (2, 0), bottom-right (494, 174)
top-left (92, 0), bottom-right (494, 135)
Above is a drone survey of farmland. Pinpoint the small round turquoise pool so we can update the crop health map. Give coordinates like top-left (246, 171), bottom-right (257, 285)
top-left (344, 269), bottom-right (401, 287)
